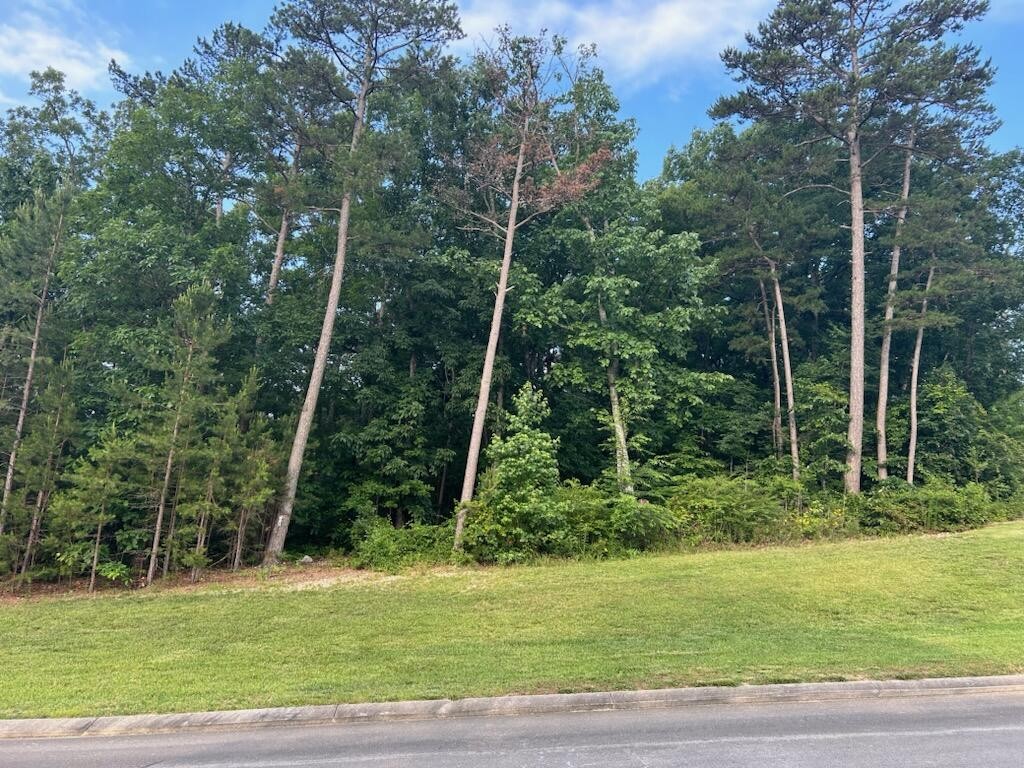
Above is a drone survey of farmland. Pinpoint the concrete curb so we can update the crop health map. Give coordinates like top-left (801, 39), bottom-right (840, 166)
top-left (3, 674), bottom-right (1024, 740)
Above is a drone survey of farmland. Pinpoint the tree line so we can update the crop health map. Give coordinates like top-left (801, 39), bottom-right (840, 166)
top-left (2, 0), bottom-right (1023, 585)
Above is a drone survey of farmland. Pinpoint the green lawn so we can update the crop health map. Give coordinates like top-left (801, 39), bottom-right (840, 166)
top-left (3, 522), bottom-right (1023, 719)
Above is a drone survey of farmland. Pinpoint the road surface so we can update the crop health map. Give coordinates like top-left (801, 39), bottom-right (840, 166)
top-left (3, 690), bottom-right (1023, 767)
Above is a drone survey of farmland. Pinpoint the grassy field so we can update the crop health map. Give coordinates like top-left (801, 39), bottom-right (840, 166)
top-left (2, 522), bottom-right (1023, 719)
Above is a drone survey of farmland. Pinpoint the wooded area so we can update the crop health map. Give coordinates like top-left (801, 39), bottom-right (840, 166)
top-left (1, 0), bottom-right (1022, 586)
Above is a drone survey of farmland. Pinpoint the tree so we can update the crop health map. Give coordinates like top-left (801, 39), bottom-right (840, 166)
top-left (554, 192), bottom-right (711, 493)
top-left (0, 190), bottom-right (67, 538)
top-left (262, 0), bottom-right (461, 563)
top-left (143, 284), bottom-right (227, 585)
top-left (446, 29), bottom-right (608, 549)
top-left (714, 0), bottom-right (992, 493)
top-left (662, 124), bottom-right (806, 480)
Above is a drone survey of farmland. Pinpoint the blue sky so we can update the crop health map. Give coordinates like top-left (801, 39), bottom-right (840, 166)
top-left (2, 0), bottom-right (1022, 178)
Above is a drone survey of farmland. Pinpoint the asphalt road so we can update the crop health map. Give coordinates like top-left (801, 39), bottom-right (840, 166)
top-left (3, 690), bottom-right (1023, 767)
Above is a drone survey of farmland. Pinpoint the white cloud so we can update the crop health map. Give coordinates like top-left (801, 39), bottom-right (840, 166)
top-left (457, 0), bottom-right (773, 88)
top-left (0, 0), bottom-right (128, 93)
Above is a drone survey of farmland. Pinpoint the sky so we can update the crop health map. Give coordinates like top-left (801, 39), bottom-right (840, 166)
top-left (1, 0), bottom-right (1023, 179)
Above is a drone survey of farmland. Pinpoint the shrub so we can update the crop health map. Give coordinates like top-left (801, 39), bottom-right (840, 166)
top-left (787, 496), bottom-right (857, 539)
top-left (464, 384), bottom-right (572, 563)
top-left (854, 480), bottom-right (995, 533)
top-left (667, 476), bottom-right (789, 544)
top-left (350, 517), bottom-right (452, 571)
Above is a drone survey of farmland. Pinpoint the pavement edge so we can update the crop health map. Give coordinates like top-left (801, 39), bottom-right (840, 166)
top-left (4, 674), bottom-right (1024, 739)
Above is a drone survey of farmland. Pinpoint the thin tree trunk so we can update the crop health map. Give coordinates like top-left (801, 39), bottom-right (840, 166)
top-left (232, 506), bottom-right (249, 571)
top-left (20, 492), bottom-right (45, 576)
top-left (264, 78), bottom-right (370, 564)
top-left (907, 265), bottom-right (934, 486)
top-left (266, 148), bottom-right (301, 304)
top-left (191, 472), bottom-right (215, 582)
top-left (876, 131), bottom-right (915, 480)
top-left (265, 210), bottom-right (290, 305)
top-left (759, 280), bottom-right (783, 458)
top-left (0, 204), bottom-right (65, 537)
top-left (771, 266), bottom-right (800, 481)
top-left (145, 346), bottom-right (193, 586)
top-left (453, 131), bottom-right (528, 551)
top-left (162, 432), bottom-right (191, 578)
top-left (597, 295), bottom-right (633, 493)
top-left (606, 359), bottom-right (633, 494)
top-left (162, 504), bottom-right (176, 578)
top-left (845, 129), bottom-right (867, 494)
top-left (89, 515), bottom-right (104, 594)
top-left (19, 396), bottom-right (65, 575)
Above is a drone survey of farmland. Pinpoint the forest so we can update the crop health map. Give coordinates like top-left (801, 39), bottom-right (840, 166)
top-left (1, 0), bottom-right (1023, 588)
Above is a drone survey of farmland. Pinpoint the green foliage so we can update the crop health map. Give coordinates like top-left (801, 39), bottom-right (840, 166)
top-left (349, 517), bottom-right (453, 571)
top-left (96, 561), bottom-right (132, 586)
top-left (668, 476), bottom-right (792, 544)
top-left (854, 480), bottom-right (1000, 534)
top-left (464, 384), bottom-right (570, 563)
top-left (1, 1), bottom-right (1022, 583)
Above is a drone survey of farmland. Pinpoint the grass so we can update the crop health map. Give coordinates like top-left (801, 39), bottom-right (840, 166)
top-left (2, 522), bottom-right (1023, 718)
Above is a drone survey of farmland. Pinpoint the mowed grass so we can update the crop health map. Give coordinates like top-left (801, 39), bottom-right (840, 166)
top-left (2, 522), bottom-right (1023, 718)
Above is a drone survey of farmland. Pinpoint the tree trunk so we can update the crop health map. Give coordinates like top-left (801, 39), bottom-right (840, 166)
top-left (606, 359), bottom-right (633, 494)
top-left (232, 506), bottom-right (249, 571)
top-left (265, 210), bottom-right (290, 304)
top-left (771, 266), bottom-right (800, 481)
top-left (759, 280), bottom-right (783, 459)
top-left (162, 437), bottom-right (191, 579)
top-left (145, 346), bottom-right (193, 586)
top-left (0, 204), bottom-right (65, 537)
top-left (191, 474), bottom-right (215, 583)
top-left (89, 514), bottom-right (104, 594)
top-left (453, 131), bottom-right (528, 551)
top-left (161, 503), bottom-right (176, 578)
top-left (844, 129), bottom-right (867, 494)
top-left (907, 266), bottom-right (934, 486)
top-left (876, 132), bottom-right (915, 480)
top-left (597, 295), bottom-right (633, 493)
top-left (20, 491), bottom-right (46, 576)
top-left (264, 78), bottom-right (370, 565)
top-left (19, 396), bottom-right (65, 576)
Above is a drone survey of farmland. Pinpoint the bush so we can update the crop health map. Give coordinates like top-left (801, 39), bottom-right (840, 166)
top-left (464, 384), bottom-right (572, 563)
top-left (668, 476), bottom-right (790, 544)
top-left (350, 517), bottom-right (452, 571)
top-left (854, 480), bottom-right (996, 533)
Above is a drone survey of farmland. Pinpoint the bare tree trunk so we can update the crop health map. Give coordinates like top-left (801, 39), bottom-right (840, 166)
top-left (845, 129), bottom-right (867, 494)
top-left (453, 134), bottom-right (528, 551)
top-left (266, 146), bottom-right (301, 304)
top-left (89, 513), bottom-right (104, 594)
top-left (907, 266), bottom-right (934, 486)
top-left (606, 360), bottom-right (633, 494)
top-left (145, 346), bottom-right (193, 586)
top-left (265, 210), bottom-right (290, 305)
top-left (0, 205), bottom-right (65, 537)
top-left (771, 267), bottom-right (800, 481)
top-left (876, 132), bottom-right (915, 480)
top-left (232, 506), bottom-right (249, 571)
top-left (759, 280), bottom-right (783, 459)
top-left (596, 296), bottom-right (633, 493)
top-left (191, 473), bottom-right (215, 583)
top-left (162, 435), bottom-right (191, 578)
top-left (19, 492), bottom-right (45, 576)
top-left (264, 80), bottom-right (370, 565)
